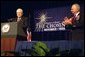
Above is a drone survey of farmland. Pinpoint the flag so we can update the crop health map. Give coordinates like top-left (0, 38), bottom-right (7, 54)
top-left (27, 31), bottom-right (32, 42)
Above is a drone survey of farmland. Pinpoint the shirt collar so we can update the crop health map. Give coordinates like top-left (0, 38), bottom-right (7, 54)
top-left (75, 12), bottom-right (80, 17)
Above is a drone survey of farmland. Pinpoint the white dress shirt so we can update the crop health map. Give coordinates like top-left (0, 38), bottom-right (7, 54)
top-left (17, 17), bottom-right (21, 22)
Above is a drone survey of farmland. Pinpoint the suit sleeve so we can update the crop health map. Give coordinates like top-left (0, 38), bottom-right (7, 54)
top-left (24, 17), bottom-right (31, 32)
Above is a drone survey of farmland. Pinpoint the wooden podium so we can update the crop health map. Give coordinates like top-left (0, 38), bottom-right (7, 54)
top-left (1, 22), bottom-right (26, 55)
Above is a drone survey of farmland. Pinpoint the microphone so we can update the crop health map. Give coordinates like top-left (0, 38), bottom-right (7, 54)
top-left (8, 18), bottom-right (13, 22)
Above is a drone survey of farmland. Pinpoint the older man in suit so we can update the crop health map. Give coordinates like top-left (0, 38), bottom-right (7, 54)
top-left (62, 3), bottom-right (84, 40)
top-left (11, 8), bottom-right (30, 41)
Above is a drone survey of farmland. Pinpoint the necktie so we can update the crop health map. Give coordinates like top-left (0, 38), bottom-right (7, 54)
top-left (17, 17), bottom-right (21, 22)
top-left (72, 15), bottom-right (76, 24)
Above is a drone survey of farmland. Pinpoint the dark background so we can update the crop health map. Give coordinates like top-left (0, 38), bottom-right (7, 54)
top-left (1, 0), bottom-right (84, 41)
top-left (1, 0), bottom-right (84, 22)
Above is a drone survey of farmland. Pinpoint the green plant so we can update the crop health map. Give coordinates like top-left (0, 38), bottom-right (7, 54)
top-left (33, 46), bottom-right (46, 56)
top-left (31, 41), bottom-right (50, 56)
top-left (27, 41), bottom-right (61, 56)
top-left (19, 41), bottom-right (83, 56)
top-left (33, 41), bottom-right (50, 52)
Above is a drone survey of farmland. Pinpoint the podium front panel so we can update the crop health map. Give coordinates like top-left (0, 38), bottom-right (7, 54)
top-left (1, 22), bottom-right (17, 38)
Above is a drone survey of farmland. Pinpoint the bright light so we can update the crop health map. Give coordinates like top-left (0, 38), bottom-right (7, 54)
top-left (40, 14), bottom-right (46, 22)
top-left (35, 13), bottom-right (52, 23)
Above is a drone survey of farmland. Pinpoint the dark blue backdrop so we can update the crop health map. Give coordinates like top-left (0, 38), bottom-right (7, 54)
top-left (1, 0), bottom-right (83, 22)
top-left (1, 0), bottom-right (84, 41)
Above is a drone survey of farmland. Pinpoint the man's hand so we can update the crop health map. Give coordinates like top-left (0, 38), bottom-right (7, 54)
top-left (62, 17), bottom-right (72, 25)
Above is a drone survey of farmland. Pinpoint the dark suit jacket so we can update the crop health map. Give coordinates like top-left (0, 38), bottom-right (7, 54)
top-left (66, 11), bottom-right (84, 40)
top-left (11, 16), bottom-right (29, 40)
top-left (65, 12), bottom-right (84, 30)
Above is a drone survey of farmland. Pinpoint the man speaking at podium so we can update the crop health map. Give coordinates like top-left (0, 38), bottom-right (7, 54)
top-left (10, 8), bottom-right (29, 41)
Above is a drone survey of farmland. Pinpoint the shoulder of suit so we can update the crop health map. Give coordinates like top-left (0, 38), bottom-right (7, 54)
top-left (21, 17), bottom-right (28, 21)
top-left (22, 16), bottom-right (28, 19)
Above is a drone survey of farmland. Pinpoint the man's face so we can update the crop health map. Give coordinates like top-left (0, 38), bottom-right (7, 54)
top-left (16, 12), bottom-right (23, 18)
top-left (71, 5), bottom-right (78, 14)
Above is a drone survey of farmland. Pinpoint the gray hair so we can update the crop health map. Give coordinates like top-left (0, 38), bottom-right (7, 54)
top-left (72, 3), bottom-right (80, 11)
top-left (16, 8), bottom-right (23, 13)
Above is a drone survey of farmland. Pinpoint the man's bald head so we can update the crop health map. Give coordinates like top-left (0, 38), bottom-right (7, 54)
top-left (71, 3), bottom-right (80, 14)
top-left (16, 8), bottom-right (23, 18)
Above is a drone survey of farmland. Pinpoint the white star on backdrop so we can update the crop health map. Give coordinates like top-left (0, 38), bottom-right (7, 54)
top-left (35, 13), bottom-right (52, 22)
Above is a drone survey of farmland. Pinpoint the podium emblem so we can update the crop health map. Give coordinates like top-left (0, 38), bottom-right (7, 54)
top-left (1, 23), bottom-right (10, 33)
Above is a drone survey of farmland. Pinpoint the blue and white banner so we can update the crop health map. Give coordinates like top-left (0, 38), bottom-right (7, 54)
top-left (34, 7), bottom-right (69, 32)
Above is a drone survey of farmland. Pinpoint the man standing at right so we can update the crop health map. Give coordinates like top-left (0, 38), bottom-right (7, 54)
top-left (62, 3), bottom-right (84, 40)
